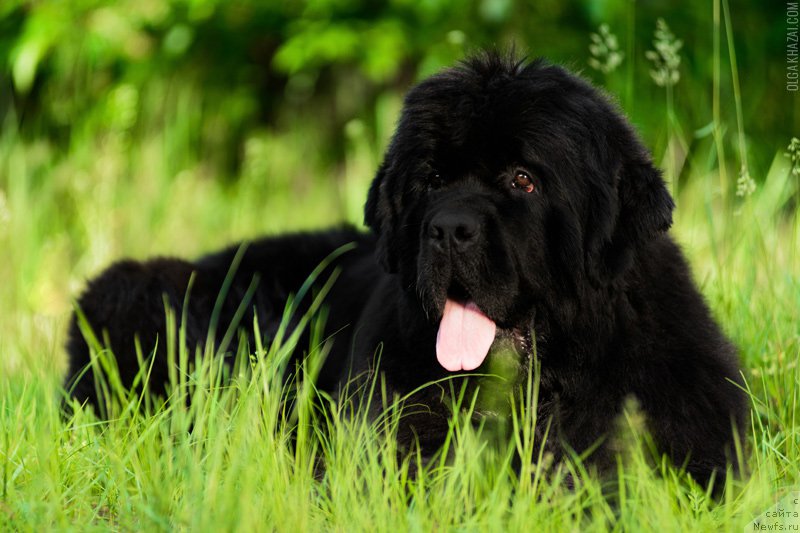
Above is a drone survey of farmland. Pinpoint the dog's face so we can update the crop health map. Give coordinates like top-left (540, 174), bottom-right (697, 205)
top-left (365, 54), bottom-right (674, 371)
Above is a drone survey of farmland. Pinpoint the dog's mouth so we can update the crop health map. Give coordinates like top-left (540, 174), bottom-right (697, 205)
top-left (433, 277), bottom-right (535, 372)
top-left (436, 297), bottom-right (497, 372)
top-left (434, 280), bottom-right (495, 372)
top-left (444, 279), bottom-right (471, 303)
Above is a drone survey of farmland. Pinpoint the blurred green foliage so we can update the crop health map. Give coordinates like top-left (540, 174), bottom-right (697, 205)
top-left (0, 0), bottom-right (795, 185)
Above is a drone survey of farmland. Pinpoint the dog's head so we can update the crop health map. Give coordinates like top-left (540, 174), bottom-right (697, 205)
top-left (365, 52), bottom-right (674, 371)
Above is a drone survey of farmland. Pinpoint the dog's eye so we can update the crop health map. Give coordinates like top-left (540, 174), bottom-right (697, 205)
top-left (428, 173), bottom-right (443, 190)
top-left (511, 171), bottom-right (535, 193)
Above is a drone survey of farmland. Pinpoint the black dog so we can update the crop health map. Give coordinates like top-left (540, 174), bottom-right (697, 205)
top-left (66, 53), bottom-right (746, 486)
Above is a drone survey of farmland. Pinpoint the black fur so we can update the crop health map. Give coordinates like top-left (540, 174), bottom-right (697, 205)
top-left (65, 53), bottom-right (746, 486)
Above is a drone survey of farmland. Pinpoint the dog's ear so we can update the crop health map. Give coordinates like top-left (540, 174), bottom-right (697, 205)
top-left (588, 160), bottom-right (674, 282)
top-left (616, 161), bottom-right (674, 248)
top-left (364, 162), bottom-right (399, 273)
top-left (363, 162), bottom-right (384, 230)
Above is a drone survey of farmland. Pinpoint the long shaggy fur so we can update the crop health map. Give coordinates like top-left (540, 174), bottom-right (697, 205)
top-left (66, 52), bottom-right (746, 486)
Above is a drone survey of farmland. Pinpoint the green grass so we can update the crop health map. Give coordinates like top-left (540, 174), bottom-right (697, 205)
top-left (1, 45), bottom-right (799, 533)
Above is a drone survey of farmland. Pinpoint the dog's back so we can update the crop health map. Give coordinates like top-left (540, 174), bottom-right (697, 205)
top-left (65, 228), bottom-right (378, 411)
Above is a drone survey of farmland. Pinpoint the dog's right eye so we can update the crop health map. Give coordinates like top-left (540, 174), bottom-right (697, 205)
top-left (428, 173), bottom-right (443, 189)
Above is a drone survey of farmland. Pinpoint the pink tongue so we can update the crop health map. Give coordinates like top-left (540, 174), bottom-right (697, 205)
top-left (436, 298), bottom-right (497, 372)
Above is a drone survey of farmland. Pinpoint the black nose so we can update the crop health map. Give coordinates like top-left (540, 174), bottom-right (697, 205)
top-left (428, 211), bottom-right (480, 251)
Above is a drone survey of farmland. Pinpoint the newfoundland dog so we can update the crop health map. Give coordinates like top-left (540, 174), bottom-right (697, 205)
top-left (66, 53), bottom-right (746, 486)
